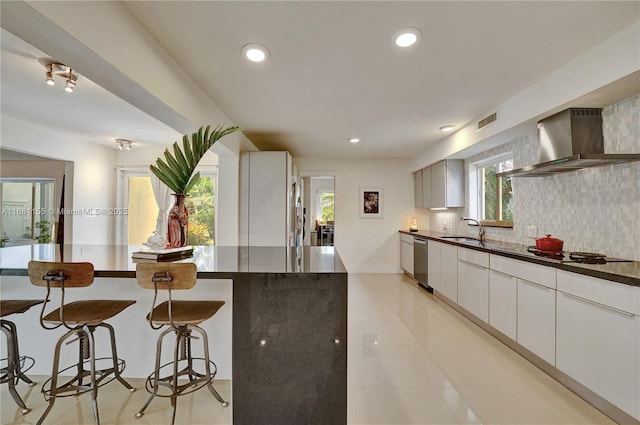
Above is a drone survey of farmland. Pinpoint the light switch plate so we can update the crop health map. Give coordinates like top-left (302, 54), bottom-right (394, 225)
top-left (527, 225), bottom-right (537, 238)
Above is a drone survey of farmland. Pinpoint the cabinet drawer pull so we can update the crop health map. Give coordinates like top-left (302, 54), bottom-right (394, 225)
top-left (459, 259), bottom-right (486, 269)
top-left (559, 291), bottom-right (635, 317)
top-left (520, 278), bottom-right (554, 291)
top-left (490, 269), bottom-right (513, 279)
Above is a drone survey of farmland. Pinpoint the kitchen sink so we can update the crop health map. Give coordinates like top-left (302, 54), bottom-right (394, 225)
top-left (439, 236), bottom-right (480, 242)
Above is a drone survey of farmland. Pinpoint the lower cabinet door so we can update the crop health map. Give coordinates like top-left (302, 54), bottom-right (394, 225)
top-left (517, 278), bottom-right (556, 365)
top-left (427, 240), bottom-right (441, 290)
top-left (457, 259), bottom-right (489, 322)
top-left (400, 240), bottom-right (414, 275)
top-left (489, 270), bottom-right (517, 340)
top-left (557, 291), bottom-right (640, 420)
top-left (439, 243), bottom-right (458, 302)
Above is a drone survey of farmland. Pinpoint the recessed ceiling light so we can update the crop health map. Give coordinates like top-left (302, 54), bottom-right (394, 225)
top-left (393, 28), bottom-right (421, 47)
top-left (349, 138), bottom-right (360, 143)
top-left (242, 44), bottom-right (269, 62)
top-left (439, 125), bottom-right (455, 132)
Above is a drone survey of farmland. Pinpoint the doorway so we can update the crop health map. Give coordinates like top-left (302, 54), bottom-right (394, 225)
top-left (0, 178), bottom-right (56, 246)
top-left (301, 175), bottom-right (335, 247)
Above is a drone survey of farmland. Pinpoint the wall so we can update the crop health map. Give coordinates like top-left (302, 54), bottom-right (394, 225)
top-left (412, 20), bottom-right (640, 172)
top-left (294, 158), bottom-right (416, 273)
top-left (1, 115), bottom-right (117, 244)
top-left (433, 94), bottom-right (640, 260)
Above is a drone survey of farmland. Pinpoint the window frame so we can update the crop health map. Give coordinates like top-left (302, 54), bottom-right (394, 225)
top-left (470, 153), bottom-right (514, 228)
top-left (315, 189), bottom-right (335, 223)
top-left (116, 166), bottom-right (218, 245)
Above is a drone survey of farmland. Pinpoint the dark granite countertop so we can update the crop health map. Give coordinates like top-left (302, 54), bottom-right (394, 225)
top-left (0, 244), bottom-right (347, 278)
top-left (400, 230), bottom-right (640, 287)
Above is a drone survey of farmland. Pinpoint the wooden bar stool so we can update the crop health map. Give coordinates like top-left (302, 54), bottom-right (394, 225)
top-left (135, 262), bottom-right (228, 425)
top-left (27, 261), bottom-right (136, 425)
top-left (1, 299), bottom-right (44, 414)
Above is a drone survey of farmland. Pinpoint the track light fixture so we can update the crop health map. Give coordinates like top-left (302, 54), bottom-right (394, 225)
top-left (42, 61), bottom-right (79, 93)
top-left (115, 139), bottom-right (133, 151)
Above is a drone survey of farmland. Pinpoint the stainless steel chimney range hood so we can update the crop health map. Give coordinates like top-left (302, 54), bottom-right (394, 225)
top-left (498, 108), bottom-right (640, 178)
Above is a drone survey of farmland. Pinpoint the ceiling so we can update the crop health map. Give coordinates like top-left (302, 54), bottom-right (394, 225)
top-left (0, 28), bottom-right (181, 153)
top-left (1, 1), bottom-right (639, 159)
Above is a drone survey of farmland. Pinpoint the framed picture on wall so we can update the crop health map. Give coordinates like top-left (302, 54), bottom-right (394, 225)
top-left (359, 187), bottom-right (383, 218)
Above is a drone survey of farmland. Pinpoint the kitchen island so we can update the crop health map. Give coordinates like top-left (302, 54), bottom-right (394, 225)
top-left (0, 244), bottom-right (348, 425)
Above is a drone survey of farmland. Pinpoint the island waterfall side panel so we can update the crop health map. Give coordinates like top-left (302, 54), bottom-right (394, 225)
top-left (232, 272), bottom-right (348, 425)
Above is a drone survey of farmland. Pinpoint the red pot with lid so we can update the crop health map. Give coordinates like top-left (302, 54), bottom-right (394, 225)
top-left (535, 234), bottom-right (564, 252)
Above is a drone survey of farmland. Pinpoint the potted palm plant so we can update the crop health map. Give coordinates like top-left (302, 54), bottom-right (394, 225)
top-left (150, 124), bottom-right (241, 247)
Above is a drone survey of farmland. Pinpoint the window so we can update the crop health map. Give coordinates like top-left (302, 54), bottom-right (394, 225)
top-left (126, 175), bottom-right (158, 244)
top-left (472, 154), bottom-right (514, 227)
top-left (184, 176), bottom-right (216, 245)
top-left (118, 168), bottom-right (217, 245)
top-left (316, 190), bottom-right (334, 223)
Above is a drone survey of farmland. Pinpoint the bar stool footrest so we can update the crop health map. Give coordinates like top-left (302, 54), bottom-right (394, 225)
top-left (1, 355), bottom-right (36, 384)
top-left (41, 356), bottom-right (127, 399)
top-left (144, 357), bottom-right (218, 398)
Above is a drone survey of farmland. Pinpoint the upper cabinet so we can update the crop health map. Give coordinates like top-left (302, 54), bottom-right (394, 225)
top-left (421, 166), bottom-right (432, 207)
top-left (413, 170), bottom-right (423, 209)
top-left (415, 159), bottom-right (464, 209)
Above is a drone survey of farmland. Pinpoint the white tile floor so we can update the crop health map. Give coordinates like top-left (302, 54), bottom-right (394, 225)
top-left (2, 273), bottom-right (616, 424)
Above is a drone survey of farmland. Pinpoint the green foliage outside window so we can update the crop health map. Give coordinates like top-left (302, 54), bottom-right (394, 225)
top-left (481, 161), bottom-right (513, 223)
top-left (35, 220), bottom-right (52, 243)
top-left (186, 177), bottom-right (215, 245)
top-left (320, 191), bottom-right (334, 222)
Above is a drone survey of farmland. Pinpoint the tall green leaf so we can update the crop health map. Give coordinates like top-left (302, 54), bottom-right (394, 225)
top-left (150, 124), bottom-right (241, 194)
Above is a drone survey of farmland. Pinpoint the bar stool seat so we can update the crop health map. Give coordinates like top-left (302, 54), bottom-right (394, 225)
top-left (135, 262), bottom-right (228, 425)
top-left (1, 300), bottom-right (44, 317)
top-left (42, 300), bottom-right (135, 325)
top-left (146, 300), bottom-right (224, 325)
top-left (27, 261), bottom-right (136, 425)
top-left (1, 299), bottom-right (44, 414)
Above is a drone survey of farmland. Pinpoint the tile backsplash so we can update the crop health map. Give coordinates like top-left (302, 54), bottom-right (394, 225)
top-left (432, 94), bottom-right (640, 260)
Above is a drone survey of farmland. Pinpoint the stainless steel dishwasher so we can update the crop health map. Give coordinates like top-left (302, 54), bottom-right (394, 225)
top-left (413, 237), bottom-right (432, 292)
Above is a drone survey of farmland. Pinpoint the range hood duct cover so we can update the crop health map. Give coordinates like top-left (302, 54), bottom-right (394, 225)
top-left (499, 108), bottom-right (640, 177)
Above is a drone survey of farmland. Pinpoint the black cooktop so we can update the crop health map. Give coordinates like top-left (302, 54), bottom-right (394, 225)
top-left (526, 246), bottom-right (632, 264)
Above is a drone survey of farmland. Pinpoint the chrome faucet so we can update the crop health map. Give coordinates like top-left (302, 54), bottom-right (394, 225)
top-left (462, 217), bottom-right (485, 243)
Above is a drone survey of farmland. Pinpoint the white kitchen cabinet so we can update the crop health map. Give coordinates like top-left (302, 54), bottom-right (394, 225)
top-left (413, 170), bottom-right (423, 209)
top-left (240, 151), bottom-right (296, 246)
top-left (489, 269), bottom-right (517, 340)
top-left (400, 233), bottom-right (414, 276)
top-left (427, 240), bottom-right (441, 290)
top-left (440, 243), bottom-right (458, 302)
top-left (430, 160), bottom-right (464, 208)
top-left (489, 254), bottom-right (557, 358)
top-left (491, 255), bottom-right (556, 288)
top-left (420, 167), bottom-right (432, 208)
top-left (457, 247), bottom-right (489, 322)
top-left (517, 278), bottom-right (556, 365)
top-left (428, 240), bottom-right (458, 301)
top-left (556, 271), bottom-right (640, 421)
top-left (416, 160), bottom-right (464, 209)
